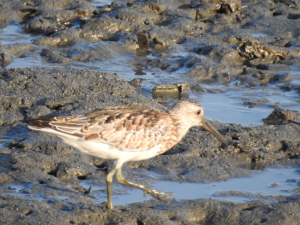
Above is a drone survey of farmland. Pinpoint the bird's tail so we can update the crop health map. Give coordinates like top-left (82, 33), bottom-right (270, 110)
top-left (23, 118), bottom-right (54, 129)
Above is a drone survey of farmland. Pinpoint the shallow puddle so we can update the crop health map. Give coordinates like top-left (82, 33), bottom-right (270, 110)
top-left (7, 167), bottom-right (298, 205)
top-left (79, 167), bottom-right (300, 206)
top-left (193, 83), bottom-right (300, 125)
top-left (0, 23), bottom-right (36, 45)
top-left (250, 33), bottom-right (269, 38)
top-left (0, 136), bottom-right (11, 148)
top-left (92, 0), bottom-right (120, 7)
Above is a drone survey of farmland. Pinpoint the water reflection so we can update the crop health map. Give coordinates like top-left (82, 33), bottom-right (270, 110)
top-left (80, 167), bottom-right (299, 206)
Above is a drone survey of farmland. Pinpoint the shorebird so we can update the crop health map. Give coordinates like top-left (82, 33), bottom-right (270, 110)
top-left (26, 100), bottom-right (227, 209)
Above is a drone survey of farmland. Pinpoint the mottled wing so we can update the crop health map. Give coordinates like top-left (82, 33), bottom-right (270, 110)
top-left (27, 107), bottom-right (173, 152)
top-left (84, 108), bottom-right (173, 151)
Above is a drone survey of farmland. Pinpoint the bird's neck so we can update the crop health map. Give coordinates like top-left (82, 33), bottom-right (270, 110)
top-left (157, 112), bottom-right (192, 155)
top-left (169, 108), bottom-right (193, 142)
top-left (172, 117), bottom-right (192, 138)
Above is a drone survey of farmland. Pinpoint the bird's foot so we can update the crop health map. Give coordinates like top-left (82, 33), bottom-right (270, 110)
top-left (121, 179), bottom-right (174, 201)
top-left (142, 185), bottom-right (174, 200)
top-left (116, 167), bottom-right (174, 202)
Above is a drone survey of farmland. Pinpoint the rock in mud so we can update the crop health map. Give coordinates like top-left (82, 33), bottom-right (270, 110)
top-left (152, 83), bottom-right (190, 99)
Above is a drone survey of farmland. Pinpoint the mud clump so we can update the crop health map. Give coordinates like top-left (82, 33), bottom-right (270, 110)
top-left (263, 108), bottom-right (300, 125)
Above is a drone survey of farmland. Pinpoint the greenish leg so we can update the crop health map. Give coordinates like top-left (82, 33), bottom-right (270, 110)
top-left (116, 167), bottom-right (174, 201)
top-left (106, 167), bottom-right (117, 210)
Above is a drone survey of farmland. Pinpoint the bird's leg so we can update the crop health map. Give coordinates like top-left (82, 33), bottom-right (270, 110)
top-left (106, 167), bottom-right (117, 210)
top-left (116, 167), bottom-right (174, 201)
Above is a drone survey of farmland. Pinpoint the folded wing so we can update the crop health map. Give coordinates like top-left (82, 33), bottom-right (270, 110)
top-left (27, 107), bottom-right (173, 152)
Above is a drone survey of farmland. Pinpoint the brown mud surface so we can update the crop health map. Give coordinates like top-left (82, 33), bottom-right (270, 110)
top-left (0, 0), bottom-right (300, 224)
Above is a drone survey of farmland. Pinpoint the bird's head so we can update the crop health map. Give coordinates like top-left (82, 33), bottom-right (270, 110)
top-left (171, 100), bottom-right (228, 145)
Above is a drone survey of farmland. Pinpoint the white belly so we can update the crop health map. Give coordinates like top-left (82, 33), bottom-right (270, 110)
top-left (30, 127), bottom-right (160, 162)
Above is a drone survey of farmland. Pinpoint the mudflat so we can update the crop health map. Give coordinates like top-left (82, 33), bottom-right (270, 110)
top-left (1, 0), bottom-right (300, 224)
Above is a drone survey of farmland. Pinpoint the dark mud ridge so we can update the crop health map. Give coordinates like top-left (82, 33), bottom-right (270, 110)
top-left (0, 67), bottom-right (300, 224)
top-left (1, 0), bottom-right (300, 224)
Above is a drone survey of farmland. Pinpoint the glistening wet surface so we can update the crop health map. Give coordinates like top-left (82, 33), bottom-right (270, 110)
top-left (82, 167), bottom-right (300, 206)
top-left (2, 6), bottom-right (300, 125)
top-left (1, 167), bottom-right (298, 206)
top-left (0, 23), bottom-right (35, 45)
top-left (0, 137), bottom-right (10, 148)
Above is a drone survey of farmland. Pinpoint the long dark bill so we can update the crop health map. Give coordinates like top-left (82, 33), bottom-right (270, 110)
top-left (201, 120), bottom-right (228, 145)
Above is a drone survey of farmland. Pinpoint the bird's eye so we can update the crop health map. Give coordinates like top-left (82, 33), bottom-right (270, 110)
top-left (197, 110), bottom-right (201, 115)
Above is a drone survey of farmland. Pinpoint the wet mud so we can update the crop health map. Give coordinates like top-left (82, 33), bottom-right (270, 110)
top-left (1, 67), bottom-right (300, 224)
top-left (0, 0), bottom-right (300, 224)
